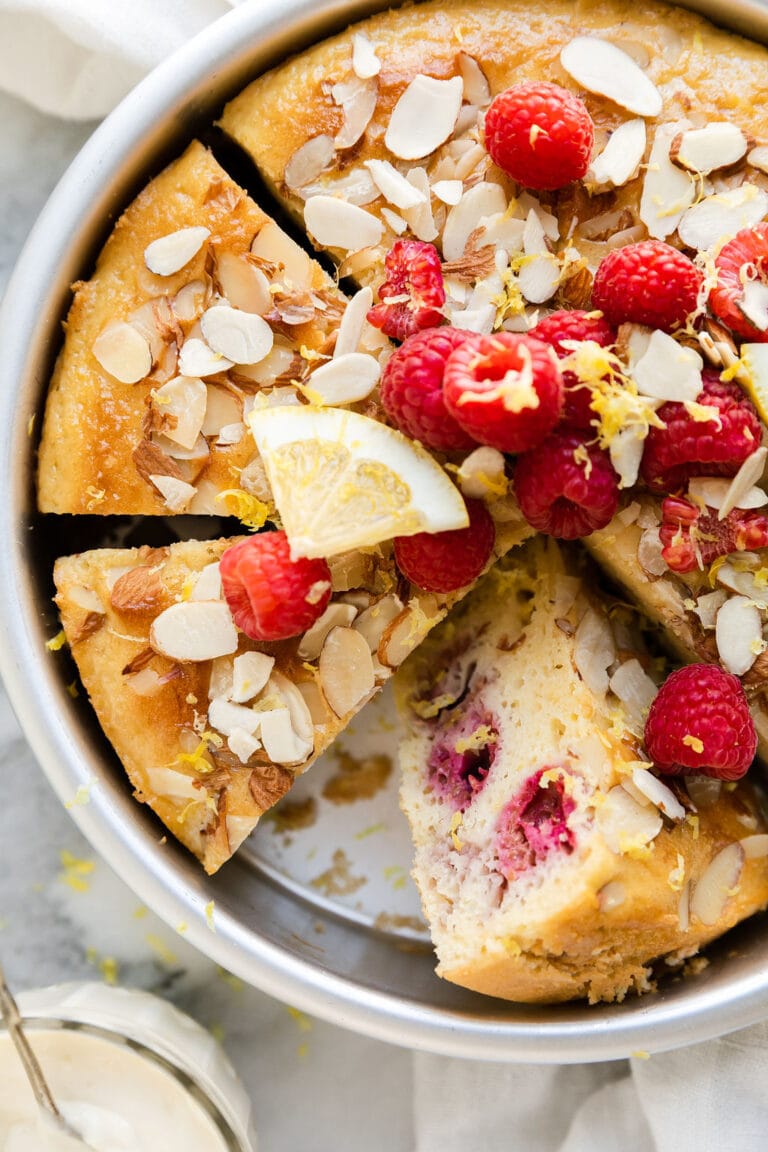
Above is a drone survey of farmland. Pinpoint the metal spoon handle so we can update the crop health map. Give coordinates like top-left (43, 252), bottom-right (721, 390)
top-left (0, 963), bottom-right (89, 1143)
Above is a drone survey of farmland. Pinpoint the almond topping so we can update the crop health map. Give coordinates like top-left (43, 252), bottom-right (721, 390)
top-left (259, 707), bottom-right (313, 765)
top-left (334, 286), bottom-right (374, 358)
top-left (353, 593), bottom-right (404, 655)
top-left (92, 321), bottom-right (152, 384)
top-left (740, 834), bottom-right (768, 859)
top-left (201, 305), bottom-right (274, 366)
top-left (333, 78), bottom-right (378, 150)
top-left (632, 331), bottom-right (702, 402)
top-left (690, 843), bottom-right (744, 926)
top-left (251, 221), bottom-right (314, 289)
top-left (150, 600), bottom-right (238, 662)
top-left (364, 158), bottom-right (426, 210)
top-left (132, 439), bottom-right (184, 486)
top-left (747, 145), bottom-right (768, 175)
top-left (189, 561), bottom-right (222, 603)
top-left (598, 785), bottom-right (663, 854)
top-left (308, 352), bottom-right (381, 405)
top-left (284, 134), bottom-right (336, 191)
top-left (384, 74), bottom-right (464, 161)
top-left (249, 764), bottom-right (294, 810)
top-left (319, 626), bottom-right (375, 716)
top-left (640, 122), bottom-right (695, 239)
top-left (560, 37), bottom-right (662, 117)
top-left (110, 566), bottom-right (163, 615)
top-left (587, 119), bottom-right (646, 188)
top-left (216, 252), bottom-right (271, 314)
top-left (672, 123), bottom-right (749, 174)
top-left (149, 475), bottom-right (197, 513)
top-left (378, 600), bottom-right (440, 669)
top-left (715, 595), bottom-right (763, 676)
top-left (144, 227), bottom-right (210, 276)
top-left (677, 185), bottom-right (768, 252)
top-left (178, 337), bottom-right (233, 378)
top-left (442, 182), bottom-right (507, 262)
top-left (303, 195), bottom-right (384, 251)
top-left (631, 767), bottom-right (685, 820)
top-left (458, 52), bottom-right (491, 107)
top-left (352, 32), bottom-right (381, 79)
top-left (151, 375), bottom-right (207, 450)
top-left (297, 602), bottom-right (357, 660)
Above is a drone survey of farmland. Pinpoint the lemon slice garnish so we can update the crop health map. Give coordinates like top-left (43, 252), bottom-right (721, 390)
top-left (739, 344), bottom-right (768, 423)
top-left (248, 407), bottom-right (469, 558)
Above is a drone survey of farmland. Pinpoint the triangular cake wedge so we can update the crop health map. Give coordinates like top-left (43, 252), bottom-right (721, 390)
top-left (219, 0), bottom-right (768, 307)
top-left (396, 537), bottom-right (768, 1004)
top-left (586, 502), bottom-right (768, 761)
top-left (54, 515), bottom-right (533, 873)
top-left (38, 140), bottom-right (389, 516)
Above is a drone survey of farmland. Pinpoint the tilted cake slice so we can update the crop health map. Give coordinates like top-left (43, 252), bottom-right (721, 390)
top-left (54, 509), bottom-right (532, 873)
top-left (37, 139), bottom-right (389, 516)
top-left (396, 537), bottom-right (768, 1004)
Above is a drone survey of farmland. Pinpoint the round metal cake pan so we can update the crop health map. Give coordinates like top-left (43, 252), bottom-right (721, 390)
top-left (2, 0), bottom-right (768, 1063)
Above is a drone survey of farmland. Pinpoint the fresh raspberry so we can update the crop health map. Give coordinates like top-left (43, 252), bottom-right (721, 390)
top-left (394, 498), bottom-right (495, 593)
top-left (514, 432), bottom-right (619, 539)
top-left (592, 240), bottom-right (704, 332)
top-left (379, 326), bottom-right (475, 451)
top-left (495, 768), bottom-right (576, 877)
top-left (529, 309), bottom-right (617, 430)
top-left (483, 82), bottom-right (594, 191)
top-left (427, 704), bottom-right (498, 812)
top-left (710, 223), bottom-right (768, 343)
top-left (659, 495), bottom-right (768, 574)
top-left (644, 664), bottom-right (757, 781)
top-left (220, 532), bottom-right (332, 642)
top-left (367, 238), bottom-right (445, 342)
top-left (442, 332), bottom-right (563, 453)
top-left (640, 372), bottom-right (761, 493)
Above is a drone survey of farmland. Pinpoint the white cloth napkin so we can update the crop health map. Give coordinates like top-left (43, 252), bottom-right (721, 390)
top-left (2, 2), bottom-right (768, 1148)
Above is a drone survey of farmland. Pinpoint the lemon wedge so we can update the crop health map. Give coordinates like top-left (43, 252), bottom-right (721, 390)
top-left (740, 344), bottom-right (768, 423)
top-left (248, 407), bottom-right (469, 558)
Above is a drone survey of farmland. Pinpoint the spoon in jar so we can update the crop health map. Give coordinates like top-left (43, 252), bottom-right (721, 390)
top-left (0, 963), bottom-right (97, 1149)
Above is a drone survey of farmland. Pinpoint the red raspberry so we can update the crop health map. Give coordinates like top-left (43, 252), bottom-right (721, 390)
top-left (442, 332), bottom-right (563, 453)
top-left (380, 327), bottom-right (475, 451)
top-left (367, 238), bottom-right (445, 342)
top-left (710, 223), bottom-right (768, 343)
top-left (659, 495), bottom-right (768, 574)
top-left (529, 309), bottom-right (616, 430)
top-left (484, 82), bottom-right (594, 191)
top-left (640, 372), bottom-right (761, 493)
top-left (514, 432), bottom-right (619, 539)
top-left (394, 498), bottom-right (495, 593)
top-left (220, 532), bottom-right (332, 642)
top-left (644, 664), bottom-right (757, 781)
top-left (592, 240), bottom-right (703, 332)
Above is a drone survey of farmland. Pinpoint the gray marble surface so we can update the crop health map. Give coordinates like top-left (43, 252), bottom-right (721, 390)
top-left (0, 88), bottom-right (413, 1152)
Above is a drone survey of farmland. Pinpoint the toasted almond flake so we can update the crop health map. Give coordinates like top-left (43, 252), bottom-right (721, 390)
top-left (216, 252), bottom-right (271, 314)
top-left (92, 321), bottom-right (152, 384)
top-left (304, 195), bottom-right (384, 251)
top-left (632, 331), bottom-right (702, 402)
top-left (352, 31), bottom-right (380, 78)
top-left (364, 158), bottom-right (426, 210)
top-left (187, 562), bottom-right (221, 604)
top-left (598, 880), bottom-right (626, 911)
top-left (151, 375), bottom-right (207, 450)
top-left (385, 74), bottom-right (464, 161)
top-left (747, 145), bottom-right (768, 174)
top-left (284, 134), bottom-right (335, 191)
top-left (68, 585), bottom-right (105, 614)
top-left (173, 280), bottom-right (208, 323)
top-left (560, 37), bottom-right (662, 116)
top-left (678, 184), bottom-right (768, 251)
top-left (209, 695), bottom-right (262, 738)
top-left (622, 776), bottom-right (652, 808)
top-left (431, 179), bottom-right (463, 206)
top-left (518, 253), bottom-right (561, 304)
top-left (631, 767), bottom-right (686, 819)
top-left (714, 448), bottom-right (768, 518)
top-left (353, 593), bottom-right (405, 655)
top-left (334, 286), bottom-right (374, 358)
top-left (587, 119), bottom-right (647, 187)
top-left (319, 626), bottom-right (376, 716)
top-left (739, 280), bottom-right (768, 333)
top-left (741, 834), bottom-right (768, 858)
top-left (201, 386), bottom-right (242, 438)
top-left (640, 122), bottom-right (696, 239)
top-left (442, 183), bottom-right (508, 261)
top-left (259, 707), bottom-right (312, 765)
top-left (144, 226), bottom-right (210, 276)
top-left (269, 670), bottom-right (314, 744)
top-left (231, 651), bottom-right (275, 702)
top-left (178, 337), bottom-right (233, 378)
top-left (297, 603), bottom-right (357, 661)
top-left (402, 167), bottom-right (438, 242)
top-left (381, 207), bottom-right (408, 234)
top-left (688, 476), bottom-right (766, 516)
top-left (251, 221), bottom-right (313, 289)
top-left (149, 474), bottom-right (197, 512)
top-left (308, 352), bottom-right (381, 405)
top-left (637, 525), bottom-right (668, 576)
top-left (693, 589), bottom-right (728, 629)
top-left (458, 51), bottom-right (490, 107)
top-left (673, 122), bottom-right (749, 174)
top-left (714, 562), bottom-right (764, 600)
top-left (200, 305), bottom-right (273, 367)
top-left (334, 77), bottom-right (378, 150)
top-left (125, 667), bottom-right (163, 697)
top-left (609, 426), bottom-right (646, 491)
top-left (574, 606), bottom-right (616, 696)
top-left (146, 767), bottom-right (202, 801)
top-left (609, 658), bottom-right (657, 726)
top-left (598, 785), bottom-right (663, 854)
top-left (690, 843), bottom-right (744, 925)
top-left (716, 594), bottom-right (763, 675)
top-left (150, 600), bottom-right (238, 662)
top-left (228, 728), bottom-right (262, 764)
top-left (457, 446), bottom-right (507, 500)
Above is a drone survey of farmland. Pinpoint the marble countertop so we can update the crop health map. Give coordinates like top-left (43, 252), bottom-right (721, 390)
top-left (0, 88), bottom-right (413, 1152)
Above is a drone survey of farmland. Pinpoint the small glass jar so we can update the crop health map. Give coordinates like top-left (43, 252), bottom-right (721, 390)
top-left (0, 983), bottom-right (257, 1150)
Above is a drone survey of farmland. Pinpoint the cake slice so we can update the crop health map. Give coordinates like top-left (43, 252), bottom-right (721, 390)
top-left (37, 139), bottom-right (389, 516)
top-left (396, 537), bottom-right (768, 1003)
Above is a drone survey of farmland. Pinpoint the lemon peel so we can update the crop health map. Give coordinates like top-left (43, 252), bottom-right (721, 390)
top-left (215, 487), bottom-right (270, 530)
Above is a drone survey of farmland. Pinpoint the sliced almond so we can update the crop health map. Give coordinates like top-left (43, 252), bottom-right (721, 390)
top-left (740, 834), bottom-right (768, 859)
top-left (334, 286), bottom-right (374, 359)
top-left (458, 52), bottom-right (490, 107)
top-left (457, 446), bottom-right (507, 500)
top-left (692, 589), bottom-right (728, 629)
top-left (432, 180), bottom-right (463, 206)
top-left (216, 252), bottom-right (271, 314)
top-left (201, 305), bottom-right (273, 366)
top-left (92, 321), bottom-right (152, 384)
top-left (259, 707), bottom-right (312, 765)
top-left (705, 448), bottom-right (767, 519)
top-left (588, 119), bottom-right (647, 188)
top-left (678, 882), bottom-right (691, 933)
top-left (319, 626), bottom-right (376, 716)
top-left (364, 158), bottom-right (425, 210)
top-left (268, 670), bottom-right (314, 745)
top-left (308, 352), bottom-right (381, 405)
top-left (231, 650), bottom-right (275, 702)
top-left (146, 767), bottom-right (202, 801)
top-left (284, 134), bottom-right (335, 191)
top-left (173, 280), bottom-right (209, 323)
top-left (201, 386), bottom-right (242, 437)
top-left (560, 37), bottom-right (662, 117)
top-left (442, 183), bottom-right (507, 261)
top-left (352, 31), bottom-right (380, 79)
top-left (518, 254), bottom-right (560, 304)
top-left (378, 600), bottom-right (441, 669)
top-left (747, 145), bottom-right (768, 175)
top-left (716, 595), bottom-right (763, 675)
top-left (678, 185), bottom-right (768, 251)
top-left (385, 74), bottom-right (463, 161)
top-left (631, 767), bottom-right (686, 819)
top-left (150, 600), bottom-right (238, 662)
top-left (297, 602), bottom-right (358, 660)
top-left (209, 695), bottom-right (262, 737)
top-left (714, 562), bottom-right (763, 600)
top-left (334, 78), bottom-right (378, 150)
top-left (672, 122), bottom-right (749, 174)
top-left (402, 167), bottom-right (438, 243)
top-left (228, 728), bottom-right (263, 765)
top-left (609, 426), bottom-right (646, 491)
top-left (178, 337), bottom-right (233, 378)
top-left (352, 593), bottom-right (405, 655)
top-left (609, 658), bottom-right (657, 726)
top-left (144, 226), bottom-right (210, 276)
top-left (738, 279), bottom-right (768, 333)
top-left (125, 667), bottom-right (163, 697)
top-left (632, 331), bottom-right (702, 402)
top-left (574, 606), bottom-right (616, 696)
top-left (690, 843), bottom-right (745, 925)
top-left (381, 207), bottom-right (408, 235)
top-left (251, 221), bottom-right (313, 289)
top-left (304, 195), bottom-right (384, 251)
top-left (149, 474), bottom-right (197, 512)
top-left (637, 525), bottom-right (668, 576)
top-left (598, 785), bottom-right (663, 854)
top-left (598, 880), bottom-right (626, 911)
top-left (640, 122), bottom-right (696, 239)
top-left (189, 561), bottom-right (222, 603)
top-left (151, 375), bottom-right (207, 450)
